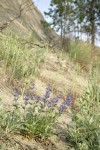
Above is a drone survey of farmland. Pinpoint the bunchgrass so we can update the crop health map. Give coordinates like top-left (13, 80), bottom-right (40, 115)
top-left (0, 31), bottom-right (47, 80)
top-left (70, 40), bottom-right (91, 59)
top-left (69, 40), bottom-right (100, 72)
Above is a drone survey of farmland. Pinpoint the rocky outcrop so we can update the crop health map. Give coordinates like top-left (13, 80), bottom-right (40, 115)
top-left (0, 0), bottom-right (59, 44)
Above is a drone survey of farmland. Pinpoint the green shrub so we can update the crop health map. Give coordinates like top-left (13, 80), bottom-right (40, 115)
top-left (66, 83), bottom-right (100, 150)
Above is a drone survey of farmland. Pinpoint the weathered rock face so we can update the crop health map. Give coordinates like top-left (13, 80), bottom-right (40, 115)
top-left (0, 0), bottom-right (59, 43)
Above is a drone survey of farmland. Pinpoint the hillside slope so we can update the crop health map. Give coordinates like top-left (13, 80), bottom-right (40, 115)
top-left (0, 0), bottom-right (59, 44)
top-left (0, 1), bottom-right (93, 149)
top-left (0, 32), bottom-right (88, 149)
top-left (0, 32), bottom-right (87, 107)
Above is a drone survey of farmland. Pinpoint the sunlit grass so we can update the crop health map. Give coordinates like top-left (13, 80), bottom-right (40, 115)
top-left (69, 40), bottom-right (100, 72)
top-left (0, 31), bottom-right (48, 80)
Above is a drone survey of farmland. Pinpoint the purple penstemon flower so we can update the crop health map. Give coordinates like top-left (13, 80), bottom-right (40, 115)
top-left (44, 87), bottom-right (51, 99)
top-left (59, 92), bottom-right (74, 113)
top-left (24, 96), bottom-right (30, 101)
top-left (64, 101), bottom-right (71, 106)
top-left (13, 92), bottom-right (19, 97)
top-left (49, 102), bottom-right (55, 107)
top-left (66, 93), bottom-right (73, 99)
top-left (24, 100), bottom-right (29, 105)
top-left (36, 96), bottom-right (41, 101)
top-left (51, 98), bottom-right (58, 104)
top-left (65, 92), bottom-right (73, 105)
top-left (42, 98), bottom-right (47, 102)
top-left (59, 105), bottom-right (67, 113)
top-left (57, 95), bottom-right (62, 99)
top-left (46, 87), bottom-right (51, 91)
